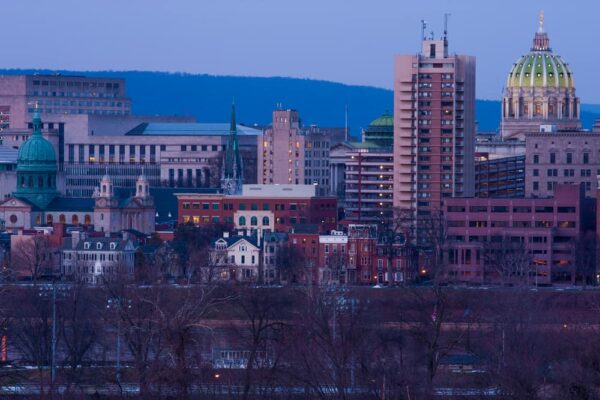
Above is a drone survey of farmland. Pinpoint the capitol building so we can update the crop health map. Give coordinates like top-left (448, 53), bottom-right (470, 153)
top-left (501, 12), bottom-right (580, 139)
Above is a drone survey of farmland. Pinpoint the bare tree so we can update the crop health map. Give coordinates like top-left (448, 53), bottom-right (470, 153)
top-left (58, 283), bottom-right (101, 394)
top-left (569, 232), bottom-right (596, 287)
top-left (378, 208), bottom-right (413, 286)
top-left (276, 242), bottom-right (306, 285)
top-left (483, 235), bottom-right (533, 286)
top-left (10, 235), bottom-right (58, 282)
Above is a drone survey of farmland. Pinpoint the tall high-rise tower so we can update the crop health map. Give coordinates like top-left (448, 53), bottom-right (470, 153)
top-left (393, 24), bottom-right (476, 222)
top-left (221, 102), bottom-right (244, 195)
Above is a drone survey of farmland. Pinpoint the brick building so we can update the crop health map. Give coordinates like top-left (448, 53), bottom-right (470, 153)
top-left (443, 184), bottom-right (590, 285)
top-left (175, 184), bottom-right (337, 233)
top-left (525, 129), bottom-right (600, 198)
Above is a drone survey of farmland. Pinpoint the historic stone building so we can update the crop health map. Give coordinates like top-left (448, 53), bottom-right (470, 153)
top-left (0, 111), bottom-right (155, 233)
top-left (501, 12), bottom-right (580, 140)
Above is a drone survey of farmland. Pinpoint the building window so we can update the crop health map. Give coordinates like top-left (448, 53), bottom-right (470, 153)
top-left (583, 152), bottom-right (589, 164)
top-left (533, 154), bottom-right (539, 164)
top-left (550, 153), bottom-right (556, 164)
top-left (239, 216), bottom-right (246, 226)
top-left (262, 216), bottom-right (269, 226)
top-left (251, 216), bottom-right (258, 226)
top-left (566, 153), bottom-right (572, 164)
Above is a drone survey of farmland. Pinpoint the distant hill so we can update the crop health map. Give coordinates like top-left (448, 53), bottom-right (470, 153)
top-left (0, 69), bottom-right (598, 134)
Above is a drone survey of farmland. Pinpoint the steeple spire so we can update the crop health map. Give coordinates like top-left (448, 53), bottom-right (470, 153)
top-left (221, 100), bottom-right (244, 195)
top-left (538, 9), bottom-right (544, 32)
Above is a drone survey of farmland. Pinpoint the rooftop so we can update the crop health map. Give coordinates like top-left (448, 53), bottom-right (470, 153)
top-left (126, 122), bottom-right (262, 137)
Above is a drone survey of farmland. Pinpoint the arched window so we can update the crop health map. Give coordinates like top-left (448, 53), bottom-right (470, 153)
top-left (250, 216), bottom-right (258, 226)
top-left (239, 216), bottom-right (246, 226)
top-left (59, 214), bottom-right (66, 223)
top-left (84, 214), bottom-right (91, 225)
top-left (46, 214), bottom-right (53, 225)
top-left (35, 215), bottom-right (41, 225)
top-left (72, 215), bottom-right (79, 225)
top-left (262, 216), bottom-right (269, 226)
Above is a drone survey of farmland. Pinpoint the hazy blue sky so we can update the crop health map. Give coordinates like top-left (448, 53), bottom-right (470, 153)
top-left (1, 1), bottom-right (596, 101)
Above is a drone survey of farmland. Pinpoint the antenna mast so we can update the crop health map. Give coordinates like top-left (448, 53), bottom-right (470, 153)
top-left (443, 13), bottom-right (451, 55)
top-left (420, 20), bottom-right (427, 42)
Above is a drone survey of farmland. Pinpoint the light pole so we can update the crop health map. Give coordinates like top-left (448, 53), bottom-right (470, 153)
top-left (38, 281), bottom-right (69, 395)
top-left (106, 297), bottom-right (131, 384)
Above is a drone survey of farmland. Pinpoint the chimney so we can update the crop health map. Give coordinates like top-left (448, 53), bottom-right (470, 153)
top-left (71, 230), bottom-right (81, 248)
top-left (223, 232), bottom-right (230, 239)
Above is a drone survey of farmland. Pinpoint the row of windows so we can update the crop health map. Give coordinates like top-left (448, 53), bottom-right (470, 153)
top-left (448, 220), bottom-right (576, 228)
top-left (532, 152), bottom-right (591, 164)
top-left (532, 181), bottom-right (592, 191)
top-left (32, 80), bottom-right (121, 89)
top-left (447, 205), bottom-right (576, 213)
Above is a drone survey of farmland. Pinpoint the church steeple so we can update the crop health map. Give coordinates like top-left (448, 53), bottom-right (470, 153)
top-left (221, 101), bottom-right (244, 195)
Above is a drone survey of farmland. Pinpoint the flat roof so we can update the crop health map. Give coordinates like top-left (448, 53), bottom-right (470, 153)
top-left (126, 123), bottom-right (262, 137)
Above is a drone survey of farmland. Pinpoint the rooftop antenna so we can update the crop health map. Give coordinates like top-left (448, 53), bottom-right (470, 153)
top-left (443, 13), bottom-right (451, 56)
top-left (420, 20), bottom-right (427, 42)
top-left (344, 105), bottom-right (348, 142)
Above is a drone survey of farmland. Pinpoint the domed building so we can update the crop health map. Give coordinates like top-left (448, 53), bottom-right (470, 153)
top-left (0, 112), bottom-right (155, 233)
top-left (501, 13), bottom-right (580, 140)
top-left (13, 109), bottom-right (59, 209)
top-left (362, 112), bottom-right (393, 147)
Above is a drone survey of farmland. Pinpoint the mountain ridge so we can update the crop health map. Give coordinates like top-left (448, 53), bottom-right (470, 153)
top-left (1, 69), bottom-right (597, 135)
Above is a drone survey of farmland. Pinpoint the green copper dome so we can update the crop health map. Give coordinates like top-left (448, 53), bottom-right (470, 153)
top-left (368, 112), bottom-right (393, 127)
top-left (506, 24), bottom-right (574, 90)
top-left (507, 52), bottom-right (573, 89)
top-left (363, 112), bottom-right (393, 147)
top-left (14, 110), bottom-right (59, 210)
top-left (17, 111), bottom-right (57, 172)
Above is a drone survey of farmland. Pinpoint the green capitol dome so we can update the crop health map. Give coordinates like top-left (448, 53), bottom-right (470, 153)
top-left (506, 34), bottom-right (574, 90)
top-left (500, 11), bottom-right (580, 140)
top-left (14, 110), bottom-right (59, 209)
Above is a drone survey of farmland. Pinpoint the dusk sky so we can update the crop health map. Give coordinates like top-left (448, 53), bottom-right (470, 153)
top-left (2, 0), bottom-right (596, 102)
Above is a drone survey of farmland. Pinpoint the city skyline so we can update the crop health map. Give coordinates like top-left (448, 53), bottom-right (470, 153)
top-left (1, 1), bottom-right (597, 102)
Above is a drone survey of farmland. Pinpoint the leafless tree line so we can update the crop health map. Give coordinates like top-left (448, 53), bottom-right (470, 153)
top-left (0, 283), bottom-right (597, 399)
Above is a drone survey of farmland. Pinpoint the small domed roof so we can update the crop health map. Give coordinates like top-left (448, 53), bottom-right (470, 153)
top-left (17, 111), bottom-right (57, 172)
top-left (368, 112), bottom-right (393, 127)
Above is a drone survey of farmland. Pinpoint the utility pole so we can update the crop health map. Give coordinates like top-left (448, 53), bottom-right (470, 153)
top-left (39, 281), bottom-right (69, 397)
top-left (107, 297), bottom-right (131, 385)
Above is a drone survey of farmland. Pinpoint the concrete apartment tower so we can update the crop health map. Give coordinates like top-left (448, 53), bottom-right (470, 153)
top-left (259, 109), bottom-right (304, 185)
top-left (393, 25), bottom-right (476, 222)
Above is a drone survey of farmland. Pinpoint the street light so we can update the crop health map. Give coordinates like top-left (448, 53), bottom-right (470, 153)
top-left (38, 282), bottom-right (70, 392)
top-left (106, 297), bottom-right (131, 384)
